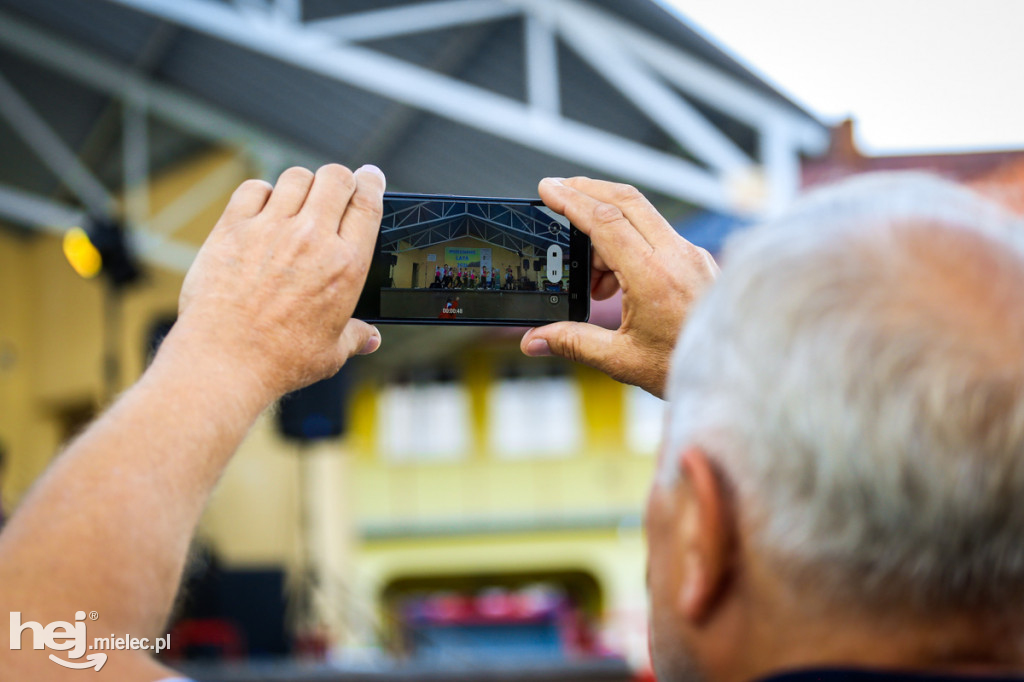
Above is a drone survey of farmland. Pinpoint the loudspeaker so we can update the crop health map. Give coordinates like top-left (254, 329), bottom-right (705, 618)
top-left (88, 216), bottom-right (142, 288)
top-left (522, 258), bottom-right (530, 271)
top-left (387, 254), bottom-right (398, 266)
top-left (277, 370), bottom-right (350, 441)
top-left (533, 260), bottom-right (542, 272)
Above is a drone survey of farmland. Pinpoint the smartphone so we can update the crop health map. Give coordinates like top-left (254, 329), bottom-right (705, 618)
top-left (354, 193), bottom-right (591, 326)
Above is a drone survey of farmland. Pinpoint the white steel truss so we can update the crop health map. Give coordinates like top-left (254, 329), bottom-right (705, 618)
top-left (308, 0), bottom-right (522, 42)
top-left (0, 69), bottom-right (116, 217)
top-left (381, 200), bottom-right (569, 253)
top-left (0, 60), bottom-right (199, 272)
top-left (0, 59), bottom-right (201, 272)
top-left (0, 0), bottom-right (828, 276)
top-left (0, 10), bottom-right (324, 169)
top-left (0, 9), bottom-right (323, 273)
top-left (103, 0), bottom-right (827, 215)
top-left (0, 183), bottom-right (198, 273)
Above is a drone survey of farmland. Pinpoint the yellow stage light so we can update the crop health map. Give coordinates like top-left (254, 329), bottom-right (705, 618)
top-left (63, 227), bottom-right (103, 279)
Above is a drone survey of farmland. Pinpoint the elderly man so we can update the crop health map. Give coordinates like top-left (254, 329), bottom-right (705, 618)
top-left (2, 164), bottom-right (1023, 681)
top-left (528, 173), bottom-right (1024, 682)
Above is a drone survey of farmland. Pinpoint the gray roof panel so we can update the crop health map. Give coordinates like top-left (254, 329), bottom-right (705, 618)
top-left (0, 0), bottom-right (819, 227)
top-left (0, 0), bottom-right (161, 64)
top-left (0, 48), bottom-right (110, 197)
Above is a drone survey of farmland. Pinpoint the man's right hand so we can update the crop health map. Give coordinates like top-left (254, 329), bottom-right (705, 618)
top-left (521, 177), bottom-right (719, 398)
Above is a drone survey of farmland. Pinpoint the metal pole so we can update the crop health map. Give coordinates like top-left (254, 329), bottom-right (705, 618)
top-left (123, 94), bottom-right (151, 228)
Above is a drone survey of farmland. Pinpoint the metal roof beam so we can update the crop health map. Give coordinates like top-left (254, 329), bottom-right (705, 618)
top-left (524, 9), bottom-right (559, 116)
top-left (273, 0), bottom-right (302, 25)
top-left (309, 0), bottom-right (521, 43)
top-left (383, 210), bottom-right (555, 252)
top-left (0, 69), bottom-right (116, 216)
top-left (0, 183), bottom-right (197, 273)
top-left (122, 97), bottom-right (150, 227)
top-left (0, 184), bottom-right (86, 233)
top-left (102, 0), bottom-right (735, 211)
top-left (384, 202), bottom-right (568, 244)
top-left (556, 15), bottom-right (750, 174)
top-left (348, 21), bottom-right (494, 165)
top-left (130, 229), bottom-right (198, 273)
top-left (391, 227), bottom-right (530, 255)
top-left (760, 121), bottom-right (802, 217)
top-left (511, 0), bottom-right (826, 153)
top-left (0, 9), bottom-right (325, 171)
top-left (147, 156), bottom-right (245, 237)
top-left (589, 3), bottom-right (824, 152)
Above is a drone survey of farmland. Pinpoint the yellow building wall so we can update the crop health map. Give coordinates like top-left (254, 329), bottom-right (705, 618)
top-left (351, 528), bottom-right (650, 665)
top-left (0, 230), bottom-right (48, 508)
top-left (348, 343), bottom-right (652, 528)
top-left (342, 339), bottom-right (656, 657)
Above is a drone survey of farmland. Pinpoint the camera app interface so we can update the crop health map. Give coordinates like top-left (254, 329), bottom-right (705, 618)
top-left (379, 197), bottom-right (572, 321)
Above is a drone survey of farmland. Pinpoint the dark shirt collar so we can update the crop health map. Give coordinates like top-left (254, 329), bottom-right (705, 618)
top-left (761, 668), bottom-right (1024, 682)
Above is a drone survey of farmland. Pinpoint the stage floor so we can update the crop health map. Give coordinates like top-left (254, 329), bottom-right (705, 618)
top-left (179, 658), bottom-right (634, 681)
top-left (381, 288), bottom-right (570, 322)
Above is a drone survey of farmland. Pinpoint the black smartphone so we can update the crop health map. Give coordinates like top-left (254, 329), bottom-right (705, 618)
top-left (354, 193), bottom-right (591, 326)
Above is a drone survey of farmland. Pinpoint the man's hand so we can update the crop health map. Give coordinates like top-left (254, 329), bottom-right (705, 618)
top-left (521, 177), bottom-right (719, 398)
top-left (177, 163), bottom-right (385, 399)
top-left (0, 163), bottom-right (388, 681)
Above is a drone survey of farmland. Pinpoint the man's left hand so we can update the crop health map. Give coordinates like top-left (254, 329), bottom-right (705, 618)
top-left (176, 163), bottom-right (385, 399)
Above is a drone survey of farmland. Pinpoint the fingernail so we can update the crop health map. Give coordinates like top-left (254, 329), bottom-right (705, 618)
top-left (525, 338), bottom-right (552, 356)
top-left (360, 329), bottom-right (382, 355)
top-left (357, 164), bottom-right (386, 183)
top-left (542, 177), bottom-right (565, 187)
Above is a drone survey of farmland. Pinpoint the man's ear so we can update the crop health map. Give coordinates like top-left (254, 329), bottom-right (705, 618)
top-left (677, 447), bottom-right (735, 624)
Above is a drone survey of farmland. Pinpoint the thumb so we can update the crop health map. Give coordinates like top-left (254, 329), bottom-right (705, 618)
top-left (338, 319), bottom-right (382, 360)
top-left (522, 322), bottom-right (618, 369)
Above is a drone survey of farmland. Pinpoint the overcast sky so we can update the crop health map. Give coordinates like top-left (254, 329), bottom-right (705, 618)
top-left (659, 0), bottom-right (1024, 155)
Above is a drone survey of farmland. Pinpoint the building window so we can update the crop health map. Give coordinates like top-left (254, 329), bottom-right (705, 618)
top-left (487, 364), bottom-right (582, 459)
top-left (626, 386), bottom-right (665, 455)
top-left (377, 372), bottom-right (469, 462)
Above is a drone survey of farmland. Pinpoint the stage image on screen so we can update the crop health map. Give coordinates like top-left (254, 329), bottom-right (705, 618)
top-left (379, 197), bottom-right (573, 321)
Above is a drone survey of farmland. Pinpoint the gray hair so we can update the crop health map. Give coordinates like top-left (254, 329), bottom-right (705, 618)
top-left (663, 172), bottom-right (1024, 614)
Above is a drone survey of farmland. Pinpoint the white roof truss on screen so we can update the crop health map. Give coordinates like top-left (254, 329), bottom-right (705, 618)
top-left (382, 199), bottom-right (569, 254)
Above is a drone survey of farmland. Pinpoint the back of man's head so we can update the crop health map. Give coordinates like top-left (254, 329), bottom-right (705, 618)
top-left (664, 172), bottom-right (1024, 619)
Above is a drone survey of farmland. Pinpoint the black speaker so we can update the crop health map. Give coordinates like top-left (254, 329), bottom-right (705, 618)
top-left (522, 258), bottom-right (529, 270)
top-left (88, 216), bottom-right (142, 288)
top-left (533, 260), bottom-right (542, 271)
top-left (387, 253), bottom-right (398, 266)
top-left (277, 370), bottom-right (350, 441)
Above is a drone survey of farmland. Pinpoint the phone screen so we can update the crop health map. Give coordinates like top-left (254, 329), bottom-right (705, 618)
top-left (355, 194), bottom-right (590, 326)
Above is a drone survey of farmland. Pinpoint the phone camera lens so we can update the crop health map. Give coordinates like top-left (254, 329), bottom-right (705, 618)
top-left (571, 261), bottom-right (578, 268)
top-left (549, 295), bottom-right (559, 304)
top-left (549, 221), bottom-right (562, 235)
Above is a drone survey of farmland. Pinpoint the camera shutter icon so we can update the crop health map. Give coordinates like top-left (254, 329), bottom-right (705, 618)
top-left (546, 245), bottom-right (562, 283)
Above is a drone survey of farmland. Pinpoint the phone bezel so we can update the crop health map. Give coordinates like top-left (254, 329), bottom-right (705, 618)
top-left (354, 192), bottom-right (591, 326)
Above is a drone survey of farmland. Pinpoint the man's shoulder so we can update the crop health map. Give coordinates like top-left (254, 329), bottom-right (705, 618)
top-left (762, 669), bottom-right (1024, 682)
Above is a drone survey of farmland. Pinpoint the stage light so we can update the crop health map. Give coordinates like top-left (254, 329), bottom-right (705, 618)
top-left (62, 227), bottom-right (102, 279)
top-left (62, 217), bottom-right (142, 288)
